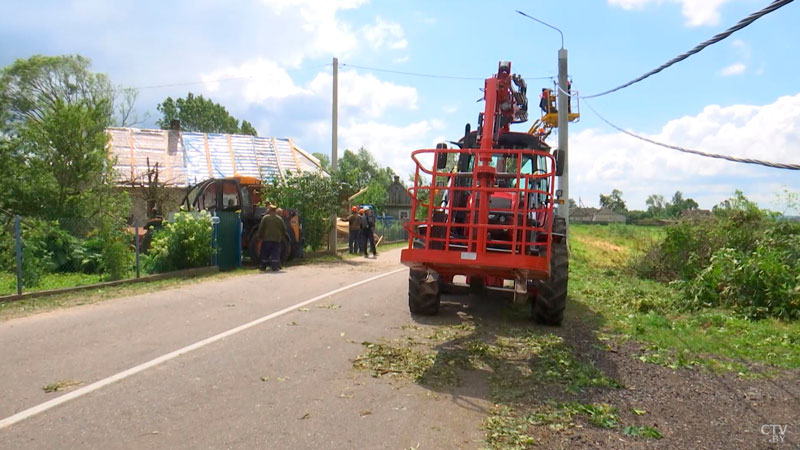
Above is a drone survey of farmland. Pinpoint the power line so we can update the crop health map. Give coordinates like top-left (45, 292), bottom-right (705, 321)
top-left (584, 0), bottom-right (795, 99)
top-left (340, 63), bottom-right (554, 81)
top-left (582, 99), bottom-right (800, 170)
top-left (123, 63), bottom-right (333, 91)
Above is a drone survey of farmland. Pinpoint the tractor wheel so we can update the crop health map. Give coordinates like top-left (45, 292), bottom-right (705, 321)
top-left (408, 269), bottom-right (440, 315)
top-left (247, 231), bottom-right (261, 263)
top-left (532, 217), bottom-right (568, 326)
top-left (280, 235), bottom-right (291, 264)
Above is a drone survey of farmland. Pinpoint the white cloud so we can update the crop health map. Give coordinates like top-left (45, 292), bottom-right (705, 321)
top-left (309, 69), bottom-right (418, 117)
top-left (720, 62), bottom-right (746, 76)
top-left (202, 58), bottom-right (310, 103)
top-left (259, 0), bottom-right (368, 65)
top-left (608, 0), bottom-right (735, 26)
top-left (569, 94), bottom-right (800, 209)
top-left (362, 17), bottom-right (408, 50)
top-left (339, 119), bottom-right (446, 178)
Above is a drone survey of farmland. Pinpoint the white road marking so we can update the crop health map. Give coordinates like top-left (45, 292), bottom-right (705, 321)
top-left (0, 267), bottom-right (407, 430)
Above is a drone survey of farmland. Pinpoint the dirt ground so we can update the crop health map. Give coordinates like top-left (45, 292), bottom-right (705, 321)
top-left (355, 286), bottom-right (799, 449)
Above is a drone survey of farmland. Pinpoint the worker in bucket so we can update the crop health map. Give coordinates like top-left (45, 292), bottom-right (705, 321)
top-left (257, 203), bottom-right (287, 272)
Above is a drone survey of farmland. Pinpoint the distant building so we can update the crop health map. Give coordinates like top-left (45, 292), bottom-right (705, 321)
top-left (570, 207), bottom-right (597, 224)
top-left (679, 209), bottom-right (712, 220)
top-left (570, 207), bottom-right (626, 224)
top-left (385, 176), bottom-right (412, 220)
top-left (106, 126), bottom-right (324, 222)
top-left (593, 208), bottom-right (627, 224)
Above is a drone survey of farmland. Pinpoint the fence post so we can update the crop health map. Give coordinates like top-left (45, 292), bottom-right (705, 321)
top-left (211, 214), bottom-right (220, 267)
top-left (134, 222), bottom-right (140, 278)
top-left (15, 215), bottom-right (22, 295)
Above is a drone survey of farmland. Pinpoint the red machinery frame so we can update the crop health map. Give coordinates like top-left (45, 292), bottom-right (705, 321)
top-left (401, 63), bottom-right (557, 285)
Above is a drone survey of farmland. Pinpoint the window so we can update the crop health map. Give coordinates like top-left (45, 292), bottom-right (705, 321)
top-left (400, 210), bottom-right (410, 220)
top-left (221, 181), bottom-right (240, 210)
top-left (201, 181), bottom-right (219, 210)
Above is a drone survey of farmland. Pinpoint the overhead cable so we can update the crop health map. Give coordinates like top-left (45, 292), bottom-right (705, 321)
top-left (340, 63), bottom-right (553, 81)
top-left (583, 99), bottom-right (800, 171)
top-left (584, 0), bottom-right (795, 99)
top-left (122, 63), bottom-right (332, 91)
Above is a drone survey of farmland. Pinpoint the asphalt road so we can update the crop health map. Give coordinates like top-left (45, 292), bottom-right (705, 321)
top-left (0, 248), bottom-right (489, 449)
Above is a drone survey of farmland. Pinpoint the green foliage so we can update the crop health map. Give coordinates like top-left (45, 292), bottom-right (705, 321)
top-left (357, 180), bottom-right (389, 213)
top-left (263, 172), bottom-right (340, 251)
top-left (0, 54), bottom-right (129, 224)
top-left (144, 211), bottom-right (214, 273)
top-left (633, 191), bottom-right (798, 320)
top-left (333, 147), bottom-right (396, 214)
top-left (623, 425), bottom-right (663, 439)
top-left (95, 216), bottom-right (133, 281)
top-left (599, 188), bottom-right (627, 213)
top-left (0, 54), bottom-right (113, 133)
top-left (311, 152), bottom-right (330, 170)
top-left (156, 93), bottom-right (256, 135)
top-left (571, 223), bottom-right (800, 374)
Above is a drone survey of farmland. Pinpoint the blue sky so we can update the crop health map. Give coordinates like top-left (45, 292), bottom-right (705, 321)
top-left (1, 0), bottom-right (798, 211)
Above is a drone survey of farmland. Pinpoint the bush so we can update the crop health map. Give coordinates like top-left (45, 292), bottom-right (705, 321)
top-left (144, 210), bottom-right (214, 273)
top-left (634, 192), bottom-right (800, 320)
top-left (263, 173), bottom-right (340, 251)
top-left (95, 217), bottom-right (133, 281)
top-left (683, 222), bottom-right (800, 320)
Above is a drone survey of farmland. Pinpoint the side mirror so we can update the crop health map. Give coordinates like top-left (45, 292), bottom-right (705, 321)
top-left (553, 149), bottom-right (565, 176)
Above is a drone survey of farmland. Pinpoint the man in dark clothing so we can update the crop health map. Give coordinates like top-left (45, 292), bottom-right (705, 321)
top-left (361, 208), bottom-right (377, 258)
top-left (347, 206), bottom-right (361, 254)
top-left (257, 204), bottom-right (287, 272)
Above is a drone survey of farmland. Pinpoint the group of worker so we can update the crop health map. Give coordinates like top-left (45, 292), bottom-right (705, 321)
top-left (347, 206), bottom-right (378, 258)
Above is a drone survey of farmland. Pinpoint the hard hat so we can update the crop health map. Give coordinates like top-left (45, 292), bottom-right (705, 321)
top-left (352, 206), bottom-right (357, 212)
top-left (358, 209), bottom-right (364, 214)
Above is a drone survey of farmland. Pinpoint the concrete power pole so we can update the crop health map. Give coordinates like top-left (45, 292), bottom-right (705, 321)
top-left (556, 48), bottom-right (569, 230)
top-left (329, 57), bottom-right (339, 253)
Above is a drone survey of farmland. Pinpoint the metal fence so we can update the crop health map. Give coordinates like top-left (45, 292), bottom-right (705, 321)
top-left (335, 217), bottom-right (409, 250)
top-left (375, 217), bottom-right (409, 243)
top-left (0, 214), bottom-right (219, 297)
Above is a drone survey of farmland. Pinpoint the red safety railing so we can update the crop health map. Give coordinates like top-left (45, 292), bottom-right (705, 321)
top-left (401, 146), bottom-right (557, 280)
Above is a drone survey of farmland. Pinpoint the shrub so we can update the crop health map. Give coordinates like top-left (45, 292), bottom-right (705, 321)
top-left (95, 216), bottom-right (133, 281)
top-left (635, 192), bottom-right (800, 320)
top-left (263, 173), bottom-right (340, 251)
top-left (144, 210), bottom-right (214, 273)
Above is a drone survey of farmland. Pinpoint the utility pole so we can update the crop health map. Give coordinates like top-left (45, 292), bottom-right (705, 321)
top-left (329, 57), bottom-right (339, 253)
top-left (556, 48), bottom-right (569, 229)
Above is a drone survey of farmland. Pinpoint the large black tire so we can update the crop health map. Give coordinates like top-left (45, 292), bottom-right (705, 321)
top-left (247, 230), bottom-right (261, 263)
top-left (532, 217), bottom-right (568, 326)
top-left (280, 235), bottom-right (290, 263)
top-left (409, 269), bottom-right (440, 315)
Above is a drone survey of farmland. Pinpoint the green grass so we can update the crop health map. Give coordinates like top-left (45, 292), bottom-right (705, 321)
top-left (0, 245), bottom-right (386, 320)
top-left (569, 224), bottom-right (800, 375)
top-left (0, 272), bottom-right (104, 296)
top-left (0, 269), bottom-right (254, 321)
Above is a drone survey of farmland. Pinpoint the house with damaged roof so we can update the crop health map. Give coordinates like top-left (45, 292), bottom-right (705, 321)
top-left (106, 125), bottom-right (325, 223)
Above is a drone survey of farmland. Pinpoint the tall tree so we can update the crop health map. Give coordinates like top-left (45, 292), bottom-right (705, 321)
top-left (156, 93), bottom-right (257, 135)
top-left (312, 152), bottom-right (330, 171)
top-left (666, 191), bottom-right (699, 218)
top-left (599, 189), bottom-right (627, 213)
top-left (645, 194), bottom-right (666, 217)
top-left (333, 147), bottom-right (396, 213)
top-left (0, 55), bottom-right (127, 221)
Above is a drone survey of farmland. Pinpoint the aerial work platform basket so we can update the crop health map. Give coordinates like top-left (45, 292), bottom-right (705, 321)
top-left (400, 146), bottom-right (557, 283)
